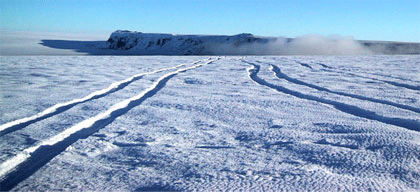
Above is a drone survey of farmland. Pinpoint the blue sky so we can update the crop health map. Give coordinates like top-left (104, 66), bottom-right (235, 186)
top-left (1, 0), bottom-right (419, 42)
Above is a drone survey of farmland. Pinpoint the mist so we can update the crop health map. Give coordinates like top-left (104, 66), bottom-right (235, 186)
top-left (207, 34), bottom-right (373, 55)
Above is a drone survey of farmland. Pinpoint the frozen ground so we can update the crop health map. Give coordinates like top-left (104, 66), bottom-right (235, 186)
top-left (0, 56), bottom-right (419, 191)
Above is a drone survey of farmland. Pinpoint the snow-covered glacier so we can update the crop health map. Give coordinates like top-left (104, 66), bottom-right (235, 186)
top-left (0, 55), bottom-right (419, 191)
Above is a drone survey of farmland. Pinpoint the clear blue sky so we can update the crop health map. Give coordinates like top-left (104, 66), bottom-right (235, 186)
top-left (1, 0), bottom-right (419, 42)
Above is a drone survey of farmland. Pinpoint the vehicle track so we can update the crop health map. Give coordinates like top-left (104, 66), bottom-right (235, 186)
top-left (265, 63), bottom-right (420, 114)
top-left (296, 60), bottom-right (420, 84)
top-left (302, 61), bottom-right (420, 91)
top-left (243, 60), bottom-right (420, 132)
top-left (0, 59), bottom-right (214, 191)
top-left (0, 61), bottom-right (198, 137)
top-left (295, 62), bottom-right (313, 70)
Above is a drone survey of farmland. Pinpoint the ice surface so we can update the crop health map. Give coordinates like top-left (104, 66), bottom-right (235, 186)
top-left (0, 56), bottom-right (419, 191)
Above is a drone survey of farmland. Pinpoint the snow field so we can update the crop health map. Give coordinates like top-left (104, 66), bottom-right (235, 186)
top-left (0, 56), bottom-right (419, 191)
top-left (0, 57), bottom-right (215, 190)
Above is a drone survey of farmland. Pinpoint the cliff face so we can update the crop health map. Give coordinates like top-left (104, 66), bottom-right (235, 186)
top-left (106, 30), bottom-right (420, 55)
top-left (106, 30), bottom-right (275, 55)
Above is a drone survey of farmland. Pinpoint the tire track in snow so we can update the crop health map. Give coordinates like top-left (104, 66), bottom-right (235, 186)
top-left (346, 65), bottom-right (420, 85)
top-left (0, 59), bottom-right (214, 191)
top-left (266, 63), bottom-right (420, 114)
top-left (380, 80), bottom-right (420, 91)
top-left (304, 60), bottom-right (420, 84)
top-left (316, 63), bottom-right (420, 91)
top-left (0, 61), bottom-right (198, 137)
top-left (296, 62), bottom-right (313, 70)
top-left (316, 63), bottom-right (332, 69)
top-left (243, 60), bottom-right (420, 132)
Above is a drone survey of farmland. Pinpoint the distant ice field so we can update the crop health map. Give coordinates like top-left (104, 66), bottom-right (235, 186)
top-left (0, 56), bottom-right (419, 191)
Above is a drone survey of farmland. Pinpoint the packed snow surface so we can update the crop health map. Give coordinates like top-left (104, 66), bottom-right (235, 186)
top-left (0, 56), bottom-right (419, 191)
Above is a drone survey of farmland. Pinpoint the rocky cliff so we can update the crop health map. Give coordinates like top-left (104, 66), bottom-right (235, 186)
top-left (106, 30), bottom-right (420, 55)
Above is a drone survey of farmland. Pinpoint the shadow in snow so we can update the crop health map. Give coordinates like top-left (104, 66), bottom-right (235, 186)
top-left (382, 80), bottom-right (420, 91)
top-left (135, 183), bottom-right (181, 192)
top-left (317, 63), bottom-right (333, 69)
top-left (315, 139), bottom-right (359, 150)
top-left (195, 145), bottom-right (235, 149)
top-left (296, 62), bottom-right (313, 69)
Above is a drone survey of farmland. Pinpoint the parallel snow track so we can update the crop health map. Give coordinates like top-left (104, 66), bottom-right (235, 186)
top-left (314, 63), bottom-right (420, 91)
top-left (243, 60), bottom-right (420, 132)
top-left (0, 59), bottom-right (214, 191)
top-left (296, 62), bottom-right (313, 70)
top-left (266, 63), bottom-right (420, 114)
top-left (0, 61), bottom-right (198, 137)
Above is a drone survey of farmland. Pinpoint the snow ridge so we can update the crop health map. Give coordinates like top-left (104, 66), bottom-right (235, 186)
top-left (0, 59), bottom-right (214, 191)
top-left (244, 60), bottom-right (420, 132)
top-left (0, 61), bottom-right (197, 137)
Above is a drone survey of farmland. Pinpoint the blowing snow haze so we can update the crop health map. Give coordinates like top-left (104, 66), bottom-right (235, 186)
top-left (206, 34), bottom-right (373, 55)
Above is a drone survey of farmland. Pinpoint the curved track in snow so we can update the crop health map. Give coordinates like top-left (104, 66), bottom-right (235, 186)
top-left (266, 63), bottom-right (420, 114)
top-left (0, 56), bottom-right (418, 191)
top-left (0, 61), bottom-right (198, 137)
top-left (309, 61), bottom-right (420, 91)
top-left (243, 60), bottom-right (420, 132)
top-left (0, 59), bottom-right (214, 191)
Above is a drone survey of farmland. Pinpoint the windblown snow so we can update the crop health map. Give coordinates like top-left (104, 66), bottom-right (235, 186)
top-left (0, 56), bottom-right (419, 191)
